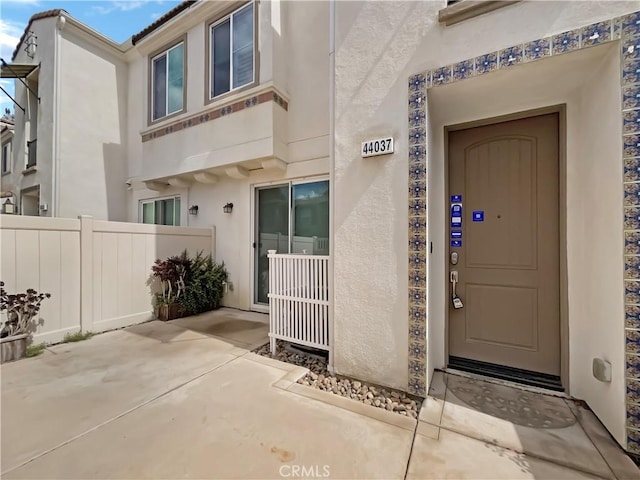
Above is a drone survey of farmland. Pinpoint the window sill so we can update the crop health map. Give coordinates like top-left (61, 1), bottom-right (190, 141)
top-left (22, 166), bottom-right (37, 175)
top-left (438, 0), bottom-right (520, 26)
top-left (1, 171), bottom-right (11, 176)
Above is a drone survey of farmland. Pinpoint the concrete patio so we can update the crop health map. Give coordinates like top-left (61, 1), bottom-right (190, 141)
top-left (1, 308), bottom-right (638, 479)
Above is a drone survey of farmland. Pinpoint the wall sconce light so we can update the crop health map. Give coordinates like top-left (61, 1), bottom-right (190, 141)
top-left (24, 32), bottom-right (37, 59)
top-left (188, 205), bottom-right (199, 215)
top-left (2, 198), bottom-right (15, 215)
top-left (223, 202), bottom-right (233, 214)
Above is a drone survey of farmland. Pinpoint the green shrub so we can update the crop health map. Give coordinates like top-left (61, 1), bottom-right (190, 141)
top-left (178, 251), bottom-right (228, 316)
top-left (63, 331), bottom-right (94, 343)
top-left (26, 343), bottom-right (45, 357)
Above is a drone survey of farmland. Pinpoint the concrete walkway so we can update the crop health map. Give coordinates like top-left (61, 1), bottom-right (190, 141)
top-left (1, 308), bottom-right (638, 479)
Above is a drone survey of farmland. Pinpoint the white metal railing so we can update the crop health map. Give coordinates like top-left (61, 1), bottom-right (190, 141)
top-left (267, 250), bottom-right (330, 354)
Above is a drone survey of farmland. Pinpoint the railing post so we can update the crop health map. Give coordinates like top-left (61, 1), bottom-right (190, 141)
top-left (268, 249), bottom-right (277, 355)
top-left (79, 215), bottom-right (94, 333)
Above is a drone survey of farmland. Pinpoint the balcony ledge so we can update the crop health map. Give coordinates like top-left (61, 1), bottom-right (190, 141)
top-left (438, 0), bottom-right (520, 26)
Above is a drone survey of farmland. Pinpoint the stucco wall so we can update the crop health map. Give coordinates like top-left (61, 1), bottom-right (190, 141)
top-left (332, 0), bottom-right (637, 408)
top-left (2, 17), bottom-right (58, 216)
top-left (124, 1), bottom-right (330, 312)
top-left (57, 26), bottom-right (128, 221)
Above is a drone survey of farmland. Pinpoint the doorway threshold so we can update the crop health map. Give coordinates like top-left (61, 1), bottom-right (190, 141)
top-left (448, 356), bottom-right (563, 392)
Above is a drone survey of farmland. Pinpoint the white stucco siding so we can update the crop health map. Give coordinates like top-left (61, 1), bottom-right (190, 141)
top-left (6, 17), bottom-right (58, 216)
top-left (332, 0), bottom-right (637, 432)
top-left (57, 26), bottom-right (128, 221)
top-left (285, 1), bottom-right (330, 163)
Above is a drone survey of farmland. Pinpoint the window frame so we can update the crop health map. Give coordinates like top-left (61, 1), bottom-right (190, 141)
top-left (1, 141), bottom-right (11, 175)
top-left (139, 195), bottom-right (182, 226)
top-left (148, 35), bottom-right (187, 125)
top-left (205, 1), bottom-right (258, 104)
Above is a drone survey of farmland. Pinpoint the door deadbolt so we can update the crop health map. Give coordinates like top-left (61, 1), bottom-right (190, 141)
top-left (450, 252), bottom-right (458, 265)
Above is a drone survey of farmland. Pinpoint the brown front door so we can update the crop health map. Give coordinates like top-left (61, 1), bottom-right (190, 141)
top-left (448, 113), bottom-right (560, 377)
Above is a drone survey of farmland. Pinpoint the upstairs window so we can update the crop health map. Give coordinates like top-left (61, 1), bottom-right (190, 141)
top-left (1, 142), bottom-right (10, 174)
top-left (209, 2), bottom-right (255, 99)
top-left (151, 41), bottom-right (185, 122)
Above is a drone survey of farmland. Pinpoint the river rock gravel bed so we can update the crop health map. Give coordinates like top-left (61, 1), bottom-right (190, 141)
top-left (253, 341), bottom-right (422, 418)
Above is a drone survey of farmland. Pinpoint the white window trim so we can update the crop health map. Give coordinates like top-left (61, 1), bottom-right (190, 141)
top-left (1, 142), bottom-right (11, 175)
top-left (151, 42), bottom-right (185, 122)
top-left (209, 2), bottom-right (255, 100)
top-left (139, 195), bottom-right (182, 226)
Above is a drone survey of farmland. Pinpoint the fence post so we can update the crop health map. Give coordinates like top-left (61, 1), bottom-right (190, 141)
top-left (268, 250), bottom-right (277, 355)
top-left (79, 215), bottom-right (94, 332)
top-left (210, 226), bottom-right (216, 260)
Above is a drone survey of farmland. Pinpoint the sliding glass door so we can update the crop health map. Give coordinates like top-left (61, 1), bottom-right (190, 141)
top-left (254, 180), bottom-right (329, 305)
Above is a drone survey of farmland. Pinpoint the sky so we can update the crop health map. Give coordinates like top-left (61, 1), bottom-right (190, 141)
top-left (0, 0), bottom-right (183, 114)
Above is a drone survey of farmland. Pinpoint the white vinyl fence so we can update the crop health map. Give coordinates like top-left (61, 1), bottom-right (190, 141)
top-left (267, 251), bottom-right (330, 356)
top-left (0, 215), bottom-right (214, 344)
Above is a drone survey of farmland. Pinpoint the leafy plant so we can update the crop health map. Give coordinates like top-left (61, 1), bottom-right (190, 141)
top-left (178, 251), bottom-right (228, 316)
top-left (0, 281), bottom-right (50, 338)
top-left (151, 252), bottom-right (190, 306)
top-left (63, 331), bottom-right (94, 343)
top-left (26, 343), bottom-right (46, 357)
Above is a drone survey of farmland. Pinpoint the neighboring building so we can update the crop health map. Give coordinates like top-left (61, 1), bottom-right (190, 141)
top-left (1, 114), bottom-right (16, 213)
top-left (2, 0), bottom-right (640, 455)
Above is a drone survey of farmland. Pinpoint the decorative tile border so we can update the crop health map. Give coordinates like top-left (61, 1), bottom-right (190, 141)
top-left (407, 11), bottom-right (640, 451)
top-left (141, 88), bottom-right (288, 143)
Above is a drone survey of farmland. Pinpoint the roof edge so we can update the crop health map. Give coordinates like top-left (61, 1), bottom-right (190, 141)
top-left (11, 9), bottom-right (66, 61)
top-left (132, 0), bottom-right (199, 45)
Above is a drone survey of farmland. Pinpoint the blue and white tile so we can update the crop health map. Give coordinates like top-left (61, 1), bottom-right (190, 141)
top-left (628, 329), bottom-right (640, 354)
top-left (524, 38), bottom-right (550, 62)
top-left (409, 144), bottom-right (427, 163)
top-left (409, 110), bottom-right (426, 130)
top-left (624, 110), bottom-right (640, 135)
top-left (432, 66), bottom-right (452, 86)
top-left (629, 403), bottom-right (640, 428)
top-left (625, 207), bottom-right (640, 230)
top-left (409, 178), bottom-right (427, 199)
top-left (580, 21), bottom-right (612, 48)
top-left (408, 288), bottom-right (426, 306)
top-left (625, 157), bottom-right (640, 182)
top-left (626, 255), bottom-right (640, 279)
top-left (625, 182), bottom-right (640, 206)
top-left (409, 358), bottom-right (426, 377)
top-left (552, 30), bottom-right (580, 55)
top-left (626, 279), bottom-right (640, 302)
top-left (408, 216), bottom-right (426, 235)
top-left (628, 353), bottom-right (640, 377)
top-left (628, 305), bottom-right (640, 330)
top-left (499, 45), bottom-right (523, 68)
top-left (622, 11), bottom-right (640, 38)
top-left (409, 164), bottom-right (427, 182)
top-left (409, 198), bottom-right (427, 217)
top-left (627, 228), bottom-right (640, 254)
top-left (622, 59), bottom-right (640, 85)
top-left (614, 16), bottom-right (623, 40)
top-left (409, 304), bottom-right (426, 321)
top-left (629, 378), bottom-right (640, 401)
top-left (408, 375), bottom-right (426, 397)
top-left (624, 59), bottom-right (640, 85)
top-left (409, 123), bottom-right (426, 146)
top-left (409, 72), bottom-right (427, 93)
top-left (409, 90), bottom-right (426, 112)
top-left (624, 85), bottom-right (640, 110)
top-left (624, 35), bottom-right (640, 62)
top-left (452, 59), bottom-right (474, 81)
top-left (625, 134), bottom-right (640, 158)
top-left (409, 250), bottom-right (427, 269)
top-left (628, 428), bottom-right (640, 454)
top-left (409, 270), bottom-right (427, 289)
top-left (409, 232), bottom-right (427, 251)
top-left (475, 52), bottom-right (498, 75)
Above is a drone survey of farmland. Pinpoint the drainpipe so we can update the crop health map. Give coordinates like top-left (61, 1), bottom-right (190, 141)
top-left (328, 0), bottom-right (335, 373)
